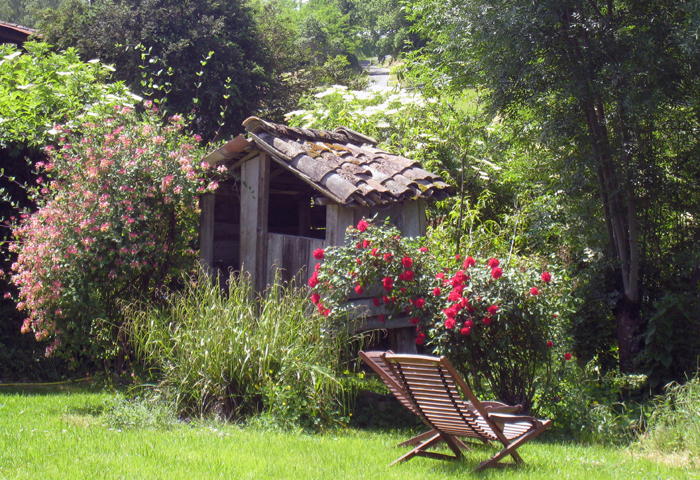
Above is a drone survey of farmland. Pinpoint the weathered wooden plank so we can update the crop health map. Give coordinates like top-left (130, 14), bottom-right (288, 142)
top-left (326, 204), bottom-right (354, 246)
top-left (266, 233), bottom-right (324, 286)
top-left (400, 200), bottom-right (423, 238)
top-left (240, 153), bottom-right (270, 292)
top-left (199, 193), bottom-right (215, 270)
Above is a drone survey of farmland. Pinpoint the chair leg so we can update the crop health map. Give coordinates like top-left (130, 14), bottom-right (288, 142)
top-left (396, 429), bottom-right (438, 447)
top-left (472, 421), bottom-right (552, 473)
top-left (389, 433), bottom-right (443, 466)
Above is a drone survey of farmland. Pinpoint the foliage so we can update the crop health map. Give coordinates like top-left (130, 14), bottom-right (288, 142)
top-left (310, 218), bottom-right (572, 411)
top-left (125, 269), bottom-right (355, 429)
top-left (0, 0), bottom-right (62, 28)
top-left (404, 0), bottom-right (700, 373)
top-left (351, 0), bottom-right (423, 59)
top-left (37, 0), bottom-right (271, 140)
top-left (8, 105), bottom-right (209, 363)
top-left (101, 393), bottom-right (177, 430)
top-left (637, 375), bottom-right (700, 461)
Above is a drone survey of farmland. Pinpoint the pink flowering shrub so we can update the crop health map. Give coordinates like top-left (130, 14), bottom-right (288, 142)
top-left (310, 218), bottom-right (571, 412)
top-left (9, 104), bottom-right (211, 361)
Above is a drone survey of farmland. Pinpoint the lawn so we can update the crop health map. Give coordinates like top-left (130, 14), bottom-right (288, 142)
top-left (0, 386), bottom-right (697, 479)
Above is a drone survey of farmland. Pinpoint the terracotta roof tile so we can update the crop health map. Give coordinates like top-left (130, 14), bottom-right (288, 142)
top-left (224, 116), bottom-right (456, 206)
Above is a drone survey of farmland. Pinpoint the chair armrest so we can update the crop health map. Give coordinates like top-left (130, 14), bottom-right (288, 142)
top-left (487, 412), bottom-right (539, 425)
top-left (482, 402), bottom-right (523, 414)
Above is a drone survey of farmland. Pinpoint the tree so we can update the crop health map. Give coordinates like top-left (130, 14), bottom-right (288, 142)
top-left (406, 0), bottom-right (700, 372)
top-left (38, 0), bottom-right (272, 140)
top-left (351, 0), bottom-right (423, 59)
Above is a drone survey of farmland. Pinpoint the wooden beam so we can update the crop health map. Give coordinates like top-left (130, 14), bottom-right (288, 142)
top-left (240, 153), bottom-right (270, 291)
top-left (326, 204), bottom-right (355, 246)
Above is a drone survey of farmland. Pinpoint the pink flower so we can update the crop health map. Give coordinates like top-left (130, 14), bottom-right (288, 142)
top-left (357, 219), bottom-right (368, 232)
top-left (414, 298), bottom-right (425, 309)
top-left (433, 287), bottom-right (442, 296)
top-left (313, 248), bottom-right (324, 260)
top-left (460, 327), bottom-right (471, 336)
top-left (419, 247), bottom-right (428, 253)
top-left (402, 256), bottom-right (413, 268)
top-left (382, 277), bottom-right (393, 291)
top-left (410, 317), bottom-right (420, 325)
top-left (488, 258), bottom-right (500, 269)
top-left (542, 271), bottom-right (552, 284)
top-left (565, 353), bottom-right (572, 361)
top-left (355, 284), bottom-right (365, 295)
top-left (482, 317), bottom-right (492, 325)
top-left (491, 267), bottom-right (503, 279)
top-left (416, 332), bottom-right (425, 345)
top-left (311, 292), bottom-right (321, 304)
top-left (462, 256), bottom-right (476, 268)
top-left (547, 341), bottom-right (553, 348)
top-left (530, 287), bottom-right (539, 296)
top-left (445, 318), bottom-right (456, 329)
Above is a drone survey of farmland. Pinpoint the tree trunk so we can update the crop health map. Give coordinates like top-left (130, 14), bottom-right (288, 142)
top-left (615, 296), bottom-right (642, 373)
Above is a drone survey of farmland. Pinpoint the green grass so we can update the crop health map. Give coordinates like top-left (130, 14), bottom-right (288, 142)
top-left (1, 386), bottom-right (697, 479)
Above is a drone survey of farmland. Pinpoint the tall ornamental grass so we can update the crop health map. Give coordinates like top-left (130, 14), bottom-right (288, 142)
top-left (637, 375), bottom-right (700, 459)
top-left (125, 270), bottom-right (353, 428)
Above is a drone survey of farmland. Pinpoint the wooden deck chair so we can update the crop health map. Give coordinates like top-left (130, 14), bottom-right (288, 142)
top-left (358, 351), bottom-right (521, 450)
top-left (381, 353), bottom-right (552, 472)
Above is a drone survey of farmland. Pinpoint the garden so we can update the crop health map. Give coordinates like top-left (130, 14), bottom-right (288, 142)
top-left (1, 0), bottom-right (700, 477)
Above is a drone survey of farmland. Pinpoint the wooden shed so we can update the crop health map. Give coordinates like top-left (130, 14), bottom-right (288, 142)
top-left (200, 116), bottom-right (455, 349)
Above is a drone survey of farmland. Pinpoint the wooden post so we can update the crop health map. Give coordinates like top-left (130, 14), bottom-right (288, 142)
top-left (389, 328), bottom-right (417, 354)
top-left (240, 153), bottom-right (270, 292)
top-left (326, 204), bottom-right (355, 246)
top-left (199, 193), bottom-right (215, 271)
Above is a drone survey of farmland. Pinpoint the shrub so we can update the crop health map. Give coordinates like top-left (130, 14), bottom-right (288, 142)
top-left (125, 269), bottom-right (354, 429)
top-left (9, 104), bottom-right (210, 363)
top-left (310, 218), bottom-right (571, 412)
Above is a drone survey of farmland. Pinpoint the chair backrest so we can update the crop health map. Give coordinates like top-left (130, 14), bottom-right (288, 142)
top-left (382, 353), bottom-right (497, 440)
top-left (358, 350), bottom-right (419, 414)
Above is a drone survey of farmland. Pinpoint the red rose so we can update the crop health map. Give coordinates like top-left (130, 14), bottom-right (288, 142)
top-left (447, 291), bottom-right (461, 302)
top-left (382, 277), bottom-right (393, 292)
top-left (414, 298), bottom-right (425, 309)
top-left (445, 318), bottom-right (456, 329)
top-left (443, 306), bottom-right (458, 318)
top-left (435, 272), bottom-right (445, 280)
top-left (383, 295), bottom-right (390, 304)
top-left (482, 317), bottom-right (492, 325)
top-left (419, 246), bottom-right (428, 253)
top-left (379, 314), bottom-right (386, 323)
top-left (460, 327), bottom-right (471, 336)
top-left (357, 219), bottom-right (368, 232)
top-left (372, 297), bottom-right (380, 307)
top-left (371, 248), bottom-right (379, 256)
top-left (547, 341), bottom-right (553, 348)
top-left (402, 256), bottom-right (413, 268)
top-left (433, 287), bottom-right (442, 296)
top-left (356, 258), bottom-right (362, 265)
top-left (313, 248), bottom-right (324, 260)
top-left (384, 253), bottom-right (393, 262)
top-left (311, 292), bottom-right (321, 304)
top-left (454, 270), bottom-right (467, 285)
top-left (487, 304), bottom-right (499, 315)
top-left (323, 308), bottom-right (330, 317)
top-left (355, 284), bottom-right (364, 295)
top-left (410, 317), bottom-right (420, 325)
top-left (400, 287), bottom-right (406, 293)
top-left (460, 297), bottom-right (469, 308)
top-left (554, 313), bottom-right (558, 318)
top-left (542, 271), bottom-right (552, 284)
top-left (530, 287), bottom-right (539, 296)
top-left (308, 272), bottom-right (319, 288)
top-left (462, 256), bottom-right (476, 268)
top-left (416, 332), bottom-right (425, 345)
top-left (564, 353), bottom-right (572, 361)
top-left (403, 270), bottom-right (415, 282)
top-left (491, 267), bottom-right (503, 279)
top-left (362, 239), bottom-right (370, 249)
top-left (453, 284), bottom-right (464, 295)
top-left (455, 254), bottom-right (460, 260)
top-left (314, 262), bottom-right (321, 271)
top-left (465, 319), bottom-right (474, 328)
top-left (488, 258), bottom-right (500, 269)
top-left (398, 273), bottom-right (406, 281)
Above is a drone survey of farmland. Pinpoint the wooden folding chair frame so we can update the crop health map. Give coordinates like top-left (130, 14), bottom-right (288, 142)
top-left (378, 353), bottom-right (552, 472)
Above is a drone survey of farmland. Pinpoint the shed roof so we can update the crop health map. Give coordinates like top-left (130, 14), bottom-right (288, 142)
top-left (204, 116), bottom-right (455, 207)
top-left (0, 21), bottom-right (35, 45)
